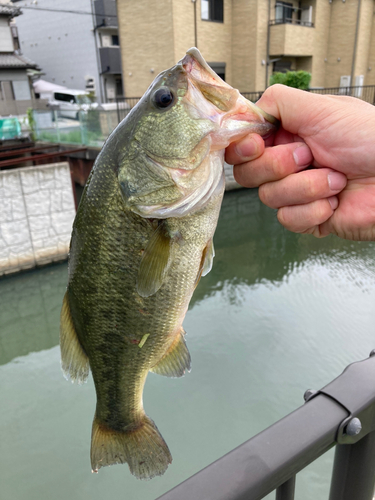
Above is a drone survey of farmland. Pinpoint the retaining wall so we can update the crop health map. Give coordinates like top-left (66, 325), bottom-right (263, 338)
top-left (0, 162), bottom-right (75, 276)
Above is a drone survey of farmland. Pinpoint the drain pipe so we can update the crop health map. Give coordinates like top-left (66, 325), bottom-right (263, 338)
top-left (350, 0), bottom-right (361, 92)
top-left (192, 0), bottom-right (198, 48)
top-left (265, 0), bottom-right (272, 88)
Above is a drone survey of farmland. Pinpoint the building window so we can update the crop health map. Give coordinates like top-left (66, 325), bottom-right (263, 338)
top-left (112, 35), bottom-right (119, 46)
top-left (275, 1), bottom-right (293, 24)
top-left (201, 0), bottom-right (223, 22)
top-left (208, 62), bottom-right (226, 81)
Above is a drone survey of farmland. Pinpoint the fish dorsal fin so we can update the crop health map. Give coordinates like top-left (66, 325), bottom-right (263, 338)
top-left (60, 292), bottom-right (89, 384)
top-left (202, 239), bottom-right (215, 277)
top-left (150, 330), bottom-right (191, 377)
top-left (137, 221), bottom-right (173, 298)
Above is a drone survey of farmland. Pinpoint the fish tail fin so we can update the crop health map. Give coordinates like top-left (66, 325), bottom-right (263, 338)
top-left (90, 414), bottom-right (172, 479)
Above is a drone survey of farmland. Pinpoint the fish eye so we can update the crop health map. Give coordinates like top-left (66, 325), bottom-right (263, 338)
top-left (153, 87), bottom-right (174, 109)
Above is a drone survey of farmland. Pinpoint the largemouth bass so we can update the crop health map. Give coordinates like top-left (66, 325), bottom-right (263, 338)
top-left (60, 48), bottom-right (277, 480)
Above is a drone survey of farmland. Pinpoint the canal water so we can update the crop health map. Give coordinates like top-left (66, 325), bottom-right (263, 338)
top-left (1, 188), bottom-right (375, 500)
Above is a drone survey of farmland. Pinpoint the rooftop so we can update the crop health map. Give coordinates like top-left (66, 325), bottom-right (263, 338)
top-left (0, 53), bottom-right (38, 69)
top-left (0, 3), bottom-right (21, 18)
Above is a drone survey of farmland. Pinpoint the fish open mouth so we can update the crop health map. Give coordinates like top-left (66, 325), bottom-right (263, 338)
top-left (182, 47), bottom-right (279, 133)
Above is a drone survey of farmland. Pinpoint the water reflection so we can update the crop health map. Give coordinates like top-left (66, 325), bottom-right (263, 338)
top-left (0, 263), bottom-right (67, 365)
top-left (191, 189), bottom-right (375, 306)
top-left (1, 188), bottom-right (375, 365)
top-left (1, 188), bottom-right (375, 500)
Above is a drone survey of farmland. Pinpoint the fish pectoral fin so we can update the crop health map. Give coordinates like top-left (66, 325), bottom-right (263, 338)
top-left (150, 329), bottom-right (191, 377)
top-left (137, 221), bottom-right (173, 298)
top-left (60, 291), bottom-right (89, 384)
top-left (202, 239), bottom-right (215, 277)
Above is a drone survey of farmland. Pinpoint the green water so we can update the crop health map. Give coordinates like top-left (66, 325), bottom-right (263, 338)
top-left (1, 189), bottom-right (375, 500)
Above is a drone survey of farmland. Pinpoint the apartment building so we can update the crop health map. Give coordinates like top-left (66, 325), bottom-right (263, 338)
top-left (117, 0), bottom-right (375, 95)
top-left (11, 0), bottom-right (123, 103)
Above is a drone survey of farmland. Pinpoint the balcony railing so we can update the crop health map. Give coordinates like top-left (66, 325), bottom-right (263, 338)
top-left (270, 18), bottom-right (314, 27)
top-left (93, 0), bottom-right (117, 29)
top-left (156, 352), bottom-right (375, 500)
top-left (99, 46), bottom-right (122, 74)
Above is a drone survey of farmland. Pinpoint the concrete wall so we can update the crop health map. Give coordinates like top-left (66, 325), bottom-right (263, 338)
top-left (0, 162), bottom-right (75, 276)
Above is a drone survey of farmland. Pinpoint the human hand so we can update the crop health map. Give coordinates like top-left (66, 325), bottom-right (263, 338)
top-left (226, 84), bottom-right (375, 241)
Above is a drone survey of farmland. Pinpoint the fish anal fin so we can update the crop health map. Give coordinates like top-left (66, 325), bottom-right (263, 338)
top-left (137, 221), bottom-right (173, 298)
top-left (60, 292), bottom-right (89, 384)
top-left (91, 414), bottom-right (172, 479)
top-left (150, 330), bottom-right (191, 378)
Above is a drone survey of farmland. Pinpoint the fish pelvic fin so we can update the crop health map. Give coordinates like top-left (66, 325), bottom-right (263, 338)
top-left (60, 292), bottom-right (89, 384)
top-left (150, 329), bottom-right (191, 378)
top-left (91, 415), bottom-right (172, 480)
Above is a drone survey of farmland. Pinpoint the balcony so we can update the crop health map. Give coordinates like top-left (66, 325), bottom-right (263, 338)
top-left (269, 21), bottom-right (315, 57)
top-left (99, 46), bottom-right (122, 74)
top-left (94, 0), bottom-right (117, 29)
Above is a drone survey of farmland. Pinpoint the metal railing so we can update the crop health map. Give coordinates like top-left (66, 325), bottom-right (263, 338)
top-left (269, 18), bottom-right (314, 27)
top-left (156, 352), bottom-right (375, 500)
top-left (241, 86), bottom-right (375, 105)
top-left (115, 96), bottom-right (141, 122)
top-left (308, 85), bottom-right (375, 103)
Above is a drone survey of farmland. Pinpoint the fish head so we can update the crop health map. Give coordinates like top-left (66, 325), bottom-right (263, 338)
top-left (117, 48), bottom-right (278, 218)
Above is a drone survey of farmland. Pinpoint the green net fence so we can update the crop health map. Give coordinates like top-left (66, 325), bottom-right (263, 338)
top-left (32, 108), bottom-right (129, 147)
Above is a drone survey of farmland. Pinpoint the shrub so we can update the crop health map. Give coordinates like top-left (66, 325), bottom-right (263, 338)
top-left (270, 70), bottom-right (311, 90)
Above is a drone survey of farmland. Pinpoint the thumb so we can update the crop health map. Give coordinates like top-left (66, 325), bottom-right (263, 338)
top-left (255, 85), bottom-right (328, 137)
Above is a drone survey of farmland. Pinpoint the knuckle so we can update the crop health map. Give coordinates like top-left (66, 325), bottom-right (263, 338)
top-left (258, 183), bottom-right (271, 205)
top-left (304, 176), bottom-right (319, 199)
top-left (277, 207), bottom-right (289, 228)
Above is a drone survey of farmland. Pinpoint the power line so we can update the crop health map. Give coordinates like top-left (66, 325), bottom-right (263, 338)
top-left (15, 5), bottom-right (117, 18)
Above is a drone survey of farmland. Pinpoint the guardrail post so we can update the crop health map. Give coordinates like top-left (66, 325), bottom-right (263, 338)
top-left (329, 430), bottom-right (375, 500)
top-left (275, 475), bottom-right (295, 500)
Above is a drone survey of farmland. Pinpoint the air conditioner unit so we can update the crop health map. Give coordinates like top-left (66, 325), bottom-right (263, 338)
top-left (354, 75), bottom-right (364, 97)
top-left (85, 76), bottom-right (96, 94)
top-left (339, 75), bottom-right (351, 94)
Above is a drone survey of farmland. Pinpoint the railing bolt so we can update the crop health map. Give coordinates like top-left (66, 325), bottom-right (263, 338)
top-left (304, 389), bottom-right (318, 402)
top-left (345, 417), bottom-right (362, 436)
top-left (369, 348), bottom-right (375, 357)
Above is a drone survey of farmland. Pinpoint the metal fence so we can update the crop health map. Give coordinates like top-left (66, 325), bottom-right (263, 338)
top-left (242, 86), bottom-right (375, 105)
top-left (308, 85), bottom-right (375, 104)
top-left (115, 96), bottom-right (141, 122)
top-left (156, 352), bottom-right (375, 500)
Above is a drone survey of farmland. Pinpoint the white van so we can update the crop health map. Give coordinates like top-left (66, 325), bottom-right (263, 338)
top-left (48, 89), bottom-right (98, 119)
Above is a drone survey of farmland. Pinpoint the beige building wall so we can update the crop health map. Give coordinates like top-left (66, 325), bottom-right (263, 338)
top-left (325, 0), bottom-right (357, 87)
top-left (231, 0), bottom-right (259, 91)
top-left (196, 0), bottom-right (233, 85)
top-left (354, 0), bottom-right (373, 85)
top-left (310, 0), bottom-right (330, 87)
top-left (117, 0), bottom-right (176, 97)
top-left (117, 0), bottom-right (375, 96)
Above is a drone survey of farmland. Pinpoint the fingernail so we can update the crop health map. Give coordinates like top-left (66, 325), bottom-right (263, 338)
top-left (235, 136), bottom-right (259, 159)
top-left (293, 145), bottom-right (312, 167)
top-left (328, 196), bottom-right (339, 210)
top-left (328, 172), bottom-right (346, 191)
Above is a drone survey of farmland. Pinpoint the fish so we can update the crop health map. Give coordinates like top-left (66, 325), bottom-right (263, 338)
top-left (59, 47), bottom-right (278, 480)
